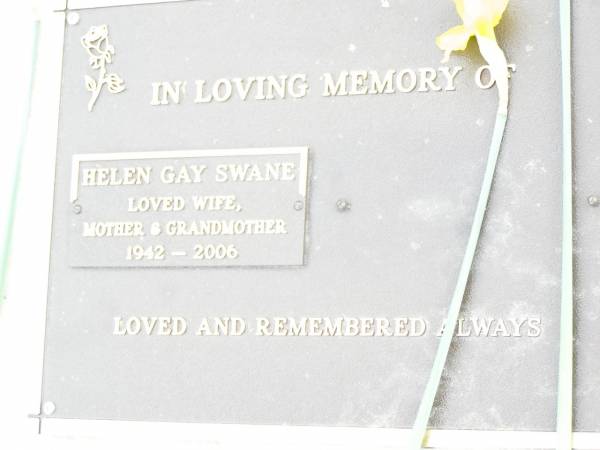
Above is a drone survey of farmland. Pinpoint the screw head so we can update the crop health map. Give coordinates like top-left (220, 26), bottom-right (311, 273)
top-left (294, 200), bottom-right (304, 211)
top-left (588, 196), bottom-right (599, 207)
top-left (336, 199), bottom-right (351, 211)
top-left (42, 401), bottom-right (56, 416)
top-left (66, 12), bottom-right (80, 25)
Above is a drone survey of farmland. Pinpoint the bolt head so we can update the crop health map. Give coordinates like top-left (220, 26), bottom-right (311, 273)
top-left (66, 12), bottom-right (80, 25)
top-left (42, 401), bottom-right (56, 416)
top-left (336, 199), bottom-right (351, 211)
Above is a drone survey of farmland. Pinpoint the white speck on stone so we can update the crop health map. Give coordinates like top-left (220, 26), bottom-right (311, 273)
top-left (523, 159), bottom-right (547, 175)
top-left (525, 44), bottom-right (534, 53)
top-left (408, 199), bottom-right (454, 221)
top-left (587, 118), bottom-right (594, 124)
top-left (249, 13), bottom-right (255, 20)
top-left (414, 17), bottom-right (419, 22)
top-left (381, 0), bottom-right (390, 7)
top-left (348, 43), bottom-right (357, 53)
top-left (476, 118), bottom-right (485, 127)
top-left (424, 137), bottom-right (431, 145)
top-left (377, 214), bottom-right (383, 220)
top-left (489, 211), bottom-right (514, 246)
top-left (410, 242), bottom-right (422, 251)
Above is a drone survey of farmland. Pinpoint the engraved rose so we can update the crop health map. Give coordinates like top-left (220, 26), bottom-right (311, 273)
top-left (81, 24), bottom-right (114, 68)
top-left (82, 25), bottom-right (125, 111)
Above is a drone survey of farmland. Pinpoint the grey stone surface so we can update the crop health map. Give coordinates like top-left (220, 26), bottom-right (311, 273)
top-left (572, 0), bottom-right (600, 434)
top-left (41, 0), bottom-right (598, 432)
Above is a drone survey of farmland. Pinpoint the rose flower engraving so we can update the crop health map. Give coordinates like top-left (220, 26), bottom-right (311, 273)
top-left (81, 25), bottom-right (125, 111)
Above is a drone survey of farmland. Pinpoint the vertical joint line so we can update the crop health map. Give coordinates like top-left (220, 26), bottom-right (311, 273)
top-left (557, 1), bottom-right (574, 449)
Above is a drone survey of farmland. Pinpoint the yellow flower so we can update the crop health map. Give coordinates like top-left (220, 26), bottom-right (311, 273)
top-left (436, 0), bottom-right (510, 113)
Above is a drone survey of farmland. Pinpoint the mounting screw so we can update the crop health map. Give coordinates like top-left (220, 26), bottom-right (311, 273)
top-left (336, 199), bottom-right (351, 212)
top-left (72, 203), bottom-right (82, 214)
top-left (66, 12), bottom-right (80, 25)
top-left (294, 200), bottom-right (304, 211)
top-left (588, 196), bottom-right (599, 207)
top-left (42, 401), bottom-right (56, 416)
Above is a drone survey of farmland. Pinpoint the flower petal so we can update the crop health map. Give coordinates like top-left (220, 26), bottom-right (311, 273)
top-left (474, 18), bottom-right (496, 40)
top-left (461, 0), bottom-right (508, 30)
top-left (436, 25), bottom-right (473, 52)
top-left (454, 0), bottom-right (465, 20)
top-left (486, 0), bottom-right (509, 27)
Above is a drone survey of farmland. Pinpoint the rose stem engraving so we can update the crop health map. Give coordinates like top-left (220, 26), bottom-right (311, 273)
top-left (81, 25), bottom-right (125, 111)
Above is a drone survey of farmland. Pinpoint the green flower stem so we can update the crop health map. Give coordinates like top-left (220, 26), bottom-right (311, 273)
top-left (409, 109), bottom-right (507, 450)
top-left (557, 0), bottom-right (573, 449)
top-left (0, 19), bottom-right (40, 304)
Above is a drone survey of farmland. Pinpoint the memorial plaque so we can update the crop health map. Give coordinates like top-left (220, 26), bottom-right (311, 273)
top-left (30, 0), bottom-right (600, 446)
top-left (69, 148), bottom-right (309, 267)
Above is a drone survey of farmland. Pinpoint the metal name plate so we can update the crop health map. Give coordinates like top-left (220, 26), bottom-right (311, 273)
top-left (69, 148), bottom-right (309, 267)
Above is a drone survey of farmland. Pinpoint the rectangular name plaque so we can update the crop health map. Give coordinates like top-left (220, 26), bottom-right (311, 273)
top-left (69, 147), bottom-right (309, 267)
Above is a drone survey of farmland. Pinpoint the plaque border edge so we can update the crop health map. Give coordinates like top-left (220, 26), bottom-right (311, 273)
top-left (58, 0), bottom-right (191, 12)
top-left (17, 3), bottom-right (600, 449)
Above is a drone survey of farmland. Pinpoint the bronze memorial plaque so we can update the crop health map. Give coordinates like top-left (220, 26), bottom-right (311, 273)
top-left (17, 0), bottom-right (600, 448)
top-left (69, 148), bottom-right (309, 267)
